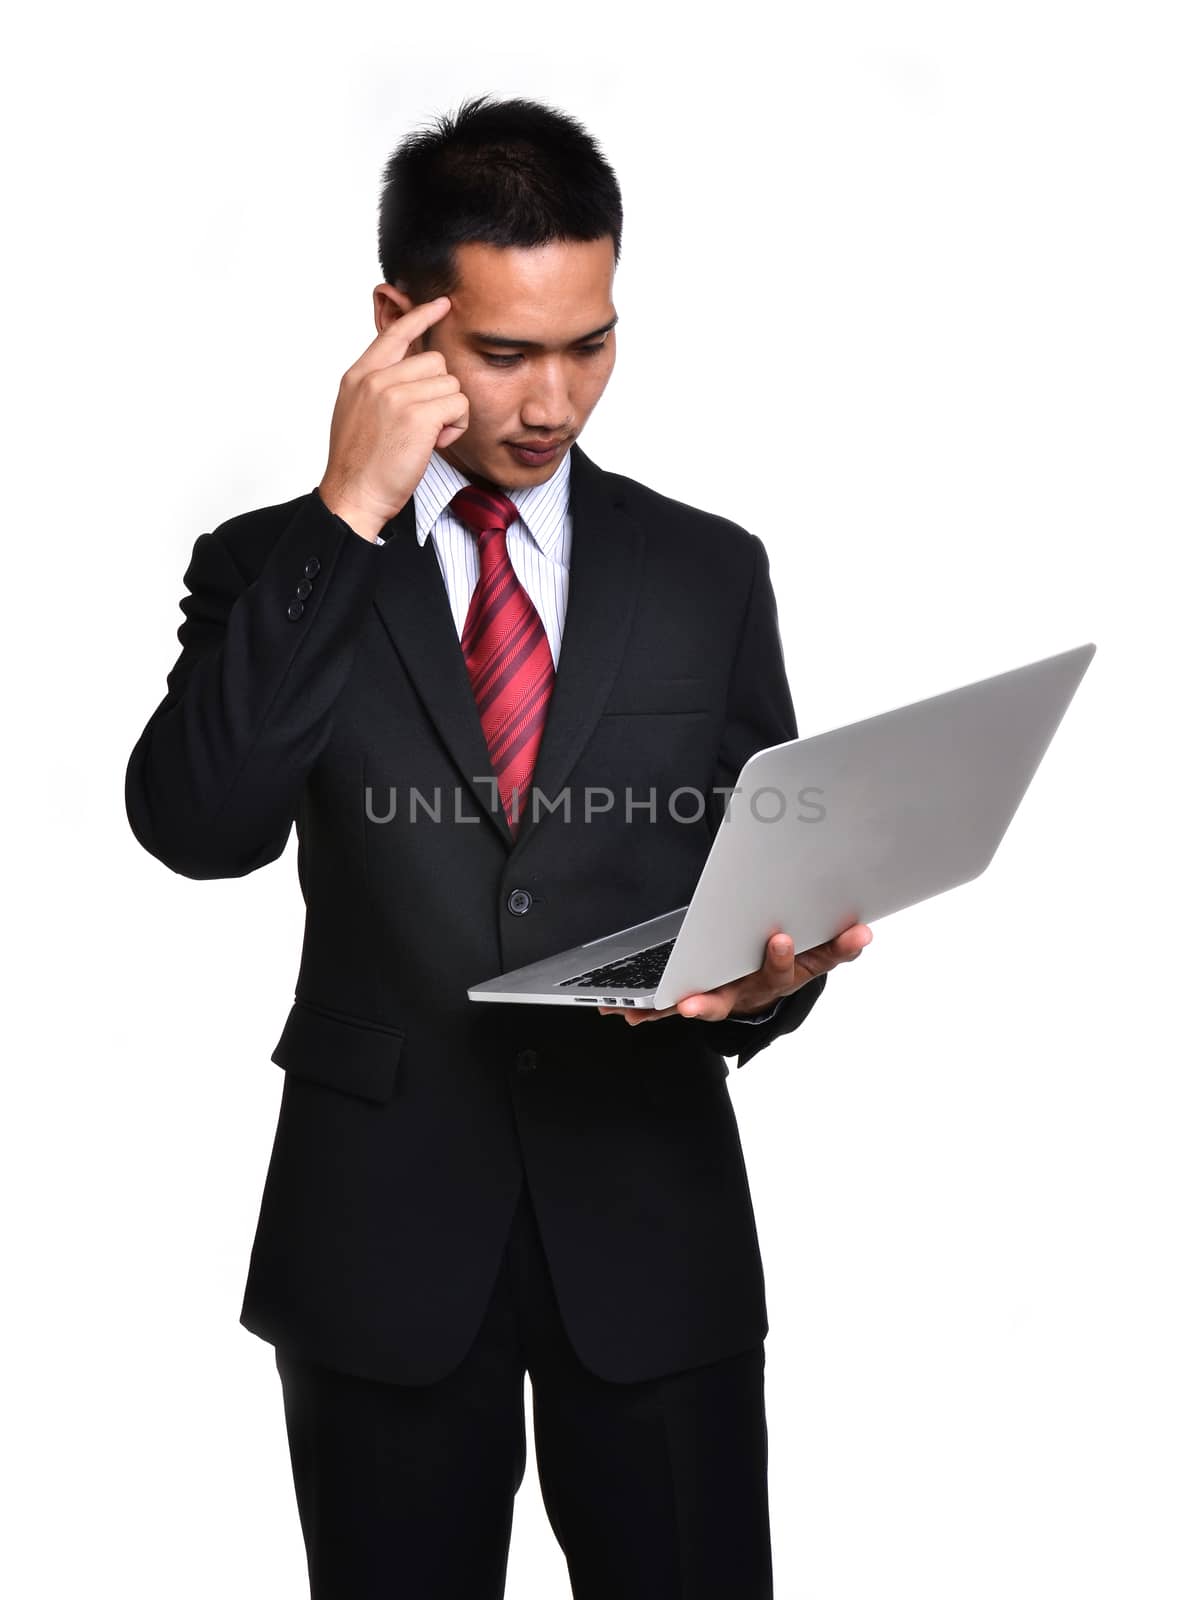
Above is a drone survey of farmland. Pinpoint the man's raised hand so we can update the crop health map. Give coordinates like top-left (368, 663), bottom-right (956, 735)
top-left (318, 297), bottom-right (468, 541)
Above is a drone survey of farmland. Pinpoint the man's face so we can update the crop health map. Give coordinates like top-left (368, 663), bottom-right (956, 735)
top-left (375, 236), bottom-right (617, 492)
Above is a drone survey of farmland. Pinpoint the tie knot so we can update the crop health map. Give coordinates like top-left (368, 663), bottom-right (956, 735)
top-left (450, 484), bottom-right (520, 542)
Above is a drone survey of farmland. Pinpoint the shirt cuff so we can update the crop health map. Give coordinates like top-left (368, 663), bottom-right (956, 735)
top-left (730, 994), bottom-right (785, 1025)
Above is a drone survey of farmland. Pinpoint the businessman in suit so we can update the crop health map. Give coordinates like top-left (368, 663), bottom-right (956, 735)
top-left (125, 95), bottom-right (870, 1598)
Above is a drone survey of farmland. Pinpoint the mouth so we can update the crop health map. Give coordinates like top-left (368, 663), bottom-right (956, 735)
top-left (505, 438), bottom-right (567, 465)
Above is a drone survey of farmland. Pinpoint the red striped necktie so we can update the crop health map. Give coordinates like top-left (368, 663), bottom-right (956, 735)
top-left (451, 484), bottom-right (555, 836)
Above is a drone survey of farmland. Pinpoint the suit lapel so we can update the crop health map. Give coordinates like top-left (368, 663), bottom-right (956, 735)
top-left (371, 491), bottom-right (514, 845)
top-left (370, 441), bottom-right (645, 854)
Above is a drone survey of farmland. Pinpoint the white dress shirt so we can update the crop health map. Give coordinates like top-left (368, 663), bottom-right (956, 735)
top-left (375, 447), bottom-right (779, 1027)
top-left (375, 447), bottom-right (571, 669)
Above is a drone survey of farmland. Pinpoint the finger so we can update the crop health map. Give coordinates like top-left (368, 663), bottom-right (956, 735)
top-left (596, 1004), bottom-right (676, 1021)
top-left (675, 986), bottom-right (739, 1022)
top-left (763, 932), bottom-right (796, 975)
top-left (798, 923), bottom-right (872, 973)
top-left (832, 923), bottom-right (872, 960)
top-left (355, 297), bottom-right (452, 375)
top-left (366, 371), bottom-right (461, 405)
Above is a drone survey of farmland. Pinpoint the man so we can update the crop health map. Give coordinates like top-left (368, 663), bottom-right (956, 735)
top-left (125, 94), bottom-right (871, 1599)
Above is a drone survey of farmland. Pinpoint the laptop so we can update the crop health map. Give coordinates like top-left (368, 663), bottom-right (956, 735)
top-left (467, 642), bottom-right (1096, 1011)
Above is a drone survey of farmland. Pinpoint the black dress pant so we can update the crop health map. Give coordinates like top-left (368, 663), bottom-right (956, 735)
top-left (273, 1178), bottom-right (773, 1599)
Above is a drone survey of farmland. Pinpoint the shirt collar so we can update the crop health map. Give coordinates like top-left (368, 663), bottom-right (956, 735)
top-left (414, 445), bottom-right (572, 561)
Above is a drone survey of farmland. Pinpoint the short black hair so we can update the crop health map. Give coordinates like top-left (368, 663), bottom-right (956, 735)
top-left (377, 94), bottom-right (623, 302)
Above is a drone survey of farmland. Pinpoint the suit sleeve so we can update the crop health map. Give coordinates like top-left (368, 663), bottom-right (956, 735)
top-left (677, 531), bottom-right (827, 1068)
top-left (124, 489), bottom-right (385, 880)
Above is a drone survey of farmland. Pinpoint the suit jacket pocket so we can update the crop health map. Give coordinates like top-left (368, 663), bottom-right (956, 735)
top-left (270, 997), bottom-right (405, 1104)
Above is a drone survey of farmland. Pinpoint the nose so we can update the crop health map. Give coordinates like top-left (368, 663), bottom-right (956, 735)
top-left (520, 359), bottom-right (575, 432)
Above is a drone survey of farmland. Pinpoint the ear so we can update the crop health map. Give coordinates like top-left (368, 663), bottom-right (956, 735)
top-left (373, 281), bottom-right (416, 338)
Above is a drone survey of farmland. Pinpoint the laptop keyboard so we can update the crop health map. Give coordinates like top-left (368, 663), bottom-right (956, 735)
top-left (558, 936), bottom-right (677, 991)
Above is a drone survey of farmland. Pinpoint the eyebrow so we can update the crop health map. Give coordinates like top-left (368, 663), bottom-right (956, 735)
top-left (467, 316), bottom-right (619, 350)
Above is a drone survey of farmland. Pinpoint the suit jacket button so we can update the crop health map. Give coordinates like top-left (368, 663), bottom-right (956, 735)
top-left (286, 598), bottom-right (305, 621)
top-left (516, 1048), bottom-right (538, 1073)
top-left (507, 888), bottom-right (532, 915)
top-left (295, 577), bottom-right (313, 599)
top-left (303, 556), bottom-right (321, 578)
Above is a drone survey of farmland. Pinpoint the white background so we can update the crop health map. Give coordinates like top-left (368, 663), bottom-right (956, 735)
top-left (3, 1), bottom-right (1180, 1595)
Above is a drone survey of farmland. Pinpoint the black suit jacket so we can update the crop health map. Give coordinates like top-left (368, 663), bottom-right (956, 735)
top-left (125, 440), bottom-right (827, 1386)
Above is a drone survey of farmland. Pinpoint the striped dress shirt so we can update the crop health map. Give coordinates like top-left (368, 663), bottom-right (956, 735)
top-left (375, 446), bottom-right (571, 669)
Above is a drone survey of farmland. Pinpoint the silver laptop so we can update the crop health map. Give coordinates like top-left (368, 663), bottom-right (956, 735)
top-left (467, 642), bottom-right (1096, 1011)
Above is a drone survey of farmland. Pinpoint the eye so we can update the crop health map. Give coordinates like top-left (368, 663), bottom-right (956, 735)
top-left (481, 341), bottom-right (609, 369)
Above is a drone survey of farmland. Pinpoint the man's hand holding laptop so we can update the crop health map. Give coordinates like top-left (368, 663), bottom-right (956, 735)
top-left (597, 922), bottom-right (873, 1026)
